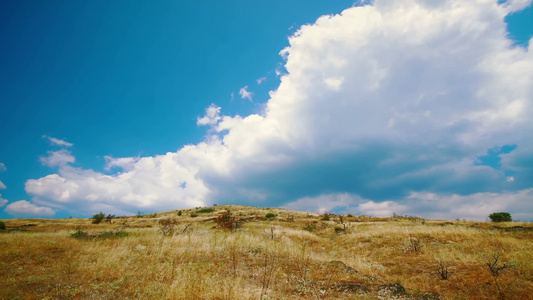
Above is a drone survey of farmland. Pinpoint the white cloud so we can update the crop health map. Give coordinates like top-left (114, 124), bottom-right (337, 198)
top-left (0, 162), bottom-right (6, 171)
top-left (104, 156), bottom-right (141, 171)
top-left (355, 201), bottom-right (408, 217)
top-left (501, 0), bottom-right (533, 12)
top-left (239, 86), bottom-right (253, 102)
top-left (40, 149), bottom-right (75, 167)
top-left (42, 135), bottom-right (73, 147)
top-left (197, 104), bottom-right (222, 126)
top-left (25, 0), bottom-right (533, 219)
top-left (0, 194), bottom-right (7, 207)
top-left (282, 189), bottom-right (533, 221)
top-left (283, 193), bottom-right (361, 213)
top-left (404, 189), bottom-right (533, 221)
top-left (26, 148), bottom-right (213, 215)
top-left (0, 180), bottom-right (6, 189)
top-left (5, 200), bottom-right (55, 216)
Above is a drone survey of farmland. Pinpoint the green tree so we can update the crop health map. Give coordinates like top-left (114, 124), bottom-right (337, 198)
top-left (488, 212), bottom-right (512, 222)
top-left (91, 212), bottom-right (106, 224)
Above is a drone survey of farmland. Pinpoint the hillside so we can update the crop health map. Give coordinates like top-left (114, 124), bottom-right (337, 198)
top-left (1, 205), bottom-right (532, 299)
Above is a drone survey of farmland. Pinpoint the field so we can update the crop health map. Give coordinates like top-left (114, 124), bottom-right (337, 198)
top-left (1, 205), bottom-right (532, 299)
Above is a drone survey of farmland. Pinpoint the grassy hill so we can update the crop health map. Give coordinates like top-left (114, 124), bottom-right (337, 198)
top-left (1, 205), bottom-right (531, 299)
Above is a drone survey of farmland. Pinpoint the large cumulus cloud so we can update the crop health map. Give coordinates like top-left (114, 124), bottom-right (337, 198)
top-left (21, 0), bottom-right (533, 220)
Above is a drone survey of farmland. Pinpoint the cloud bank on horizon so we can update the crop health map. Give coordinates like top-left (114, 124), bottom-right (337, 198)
top-left (9, 0), bottom-right (533, 220)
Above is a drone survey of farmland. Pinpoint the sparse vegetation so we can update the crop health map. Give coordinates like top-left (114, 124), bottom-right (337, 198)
top-left (70, 228), bottom-right (128, 239)
top-left (0, 221), bottom-right (5, 230)
top-left (70, 228), bottom-right (89, 238)
top-left (159, 218), bottom-right (178, 236)
top-left (489, 212), bottom-right (512, 222)
top-left (196, 208), bottom-right (215, 213)
top-left (0, 205), bottom-right (532, 299)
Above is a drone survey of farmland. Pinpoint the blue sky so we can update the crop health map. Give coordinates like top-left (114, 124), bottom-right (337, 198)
top-left (1, 0), bottom-right (532, 220)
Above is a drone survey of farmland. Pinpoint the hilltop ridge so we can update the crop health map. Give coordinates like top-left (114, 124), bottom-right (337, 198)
top-left (1, 205), bottom-right (532, 299)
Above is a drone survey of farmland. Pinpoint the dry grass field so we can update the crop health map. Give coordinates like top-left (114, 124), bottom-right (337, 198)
top-left (1, 205), bottom-right (531, 299)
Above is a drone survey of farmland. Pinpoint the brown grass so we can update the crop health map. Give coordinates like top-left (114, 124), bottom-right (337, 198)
top-left (1, 205), bottom-right (531, 299)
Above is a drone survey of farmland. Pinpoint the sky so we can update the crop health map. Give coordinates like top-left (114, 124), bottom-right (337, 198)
top-left (1, 0), bottom-right (532, 221)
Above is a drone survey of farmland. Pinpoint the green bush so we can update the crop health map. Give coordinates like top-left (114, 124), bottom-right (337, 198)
top-left (265, 213), bottom-right (277, 219)
top-left (0, 221), bottom-right (6, 230)
top-left (91, 212), bottom-right (105, 224)
top-left (177, 210), bottom-right (182, 216)
top-left (489, 212), bottom-right (512, 222)
top-left (322, 213), bottom-right (330, 221)
top-left (196, 208), bottom-right (215, 213)
top-left (334, 227), bottom-right (345, 233)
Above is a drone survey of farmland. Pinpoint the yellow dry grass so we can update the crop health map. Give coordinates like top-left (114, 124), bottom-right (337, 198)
top-left (0, 205), bottom-right (531, 299)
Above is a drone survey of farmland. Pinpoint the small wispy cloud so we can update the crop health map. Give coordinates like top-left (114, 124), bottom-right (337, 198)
top-left (0, 180), bottom-right (6, 189)
top-left (197, 104), bottom-right (222, 126)
top-left (256, 77), bottom-right (267, 85)
top-left (0, 194), bottom-right (7, 207)
top-left (0, 162), bottom-right (5, 171)
top-left (239, 86), bottom-right (253, 102)
top-left (42, 135), bottom-right (73, 147)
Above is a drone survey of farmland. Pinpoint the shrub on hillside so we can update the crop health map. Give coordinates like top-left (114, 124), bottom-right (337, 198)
top-left (71, 229), bottom-right (89, 238)
top-left (265, 213), bottom-right (277, 219)
top-left (0, 221), bottom-right (5, 230)
top-left (489, 212), bottom-right (512, 222)
top-left (197, 208), bottom-right (215, 213)
top-left (104, 214), bottom-right (115, 223)
top-left (216, 210), bottom-right (241, 231)
top-left (91, 212), bottom-right (105, 224)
